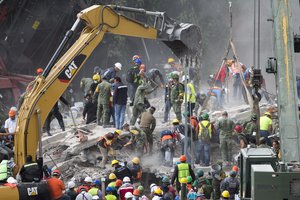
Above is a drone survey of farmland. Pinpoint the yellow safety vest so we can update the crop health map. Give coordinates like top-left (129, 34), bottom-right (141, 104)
top-left (0, 160), bottom-right (8, 181)
top-left (178, 163), bottom-right (190, 180)
top-left (185, 83), bottom-right (196, 103)
top-left (260, 116), bottom-right (272, 131)
top-left (88, 187), bottom-right (99, 196)
top-left (198, 120), bottom-right (212, 138)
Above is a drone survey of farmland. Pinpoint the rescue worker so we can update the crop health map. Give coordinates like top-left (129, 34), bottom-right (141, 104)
top-left (243, 113), bottom-right (258, 136)
top-left (216, 111), bottom-right (235, 164)
top-left (88, 180), bottom-right (102, 198)
top-left (66, 181), bottom-right (77, 200)
top-left (77, 176), bottom-right (93, 193)
top-left (163, 78), bottom-right (173, 123)
top-left (45, 96), bottom-right (69, 136)
top-left (0, 155), bottom-right (16, 182)
top-left (221, 190), bottom-right (230, 200)
top-left (118, 177), bottom-right (134, 200)
top-left (90, 74), bottom-right (101, 94)
top-left (82, 93), bottom-right (97, 124)
top-left (113, 77), bottom-right (128, 129)
top-left (112, 160), bottom-right (132, 181)
top-left (94, 76), bottom-right (111, 127)
top-left (160, 130), bottom-right (176, 166)
top-left (125, 128), bottom-right (146, 157)
top-left (194, 93), bottom-right (208, 117)
top-left (105, 186), bottom-right (117, 200)
top-left (152, 188), bottom-right (163, 200)
top-left (127, 57), bottom-right (143, 103)
top-left (125, 192), bottom-right (134, 200)
top-left (130, 82), bottom-right (153, 126)
top-left (161, 176), bottom-right (175, 200)
top-left (214, 62), bottom-right (227, 88)
top-left (139, 106), bottom-right (156, 154)
top-left (4, 110), bottom-right (17, 143)
top-left (170, 74), bottom-right (184, 121)
top-left (197, 113), bottom-right (213, 166)
top-left (228, 60), bottom-right (245, 100)
top-left (259, 112), bottom-right (273, 146)
top-left (220, 170), bottom-right (239, 199)
top-left (47, 170), bottom-right (69, 200)
top-left (80, 77), bottom-right (93, 97)
top-left (234, 124), bottom-right (248, 149)
top-left (133, 189), bottom-right (141, 200)
top-left (127, 157), bottom-right (142, 182)
top-left (108, 173), bottom-right (117, 185)
top-left (102, 62), bottom-right (122, 82)
top-left (145, 68), bottom-right (165, 97)
top-left (36, 67), bottom-right (44, 75)
top-left (97, 130), bottom-right (121, 169)
top-left (171, 155), bottom-right (196, 192)
top-left (182, 75), bottom-right (196, 116)
top-left (19, 155), bottom-right (43, 182)
top-left (76, 187), bottom-right (93, 200)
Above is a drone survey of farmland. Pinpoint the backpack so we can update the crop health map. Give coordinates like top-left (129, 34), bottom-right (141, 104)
top-left (126, 67), bottom-right (140, 83)
top-left (199, 122), bottom-right (211, 143)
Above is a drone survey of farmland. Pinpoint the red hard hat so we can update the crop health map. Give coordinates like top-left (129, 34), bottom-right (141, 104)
top-left (180, 155), bottom-right (187, 162)
top-left (36, 68), bottom-right (43, 74)
top-left (234, 125), bottom-right (242, 133)
top-left (115, 179), bottom-right (122, 187)
top-left (53, 169), bottom-right (61, 176)
top-left (232, 166), bottom-right (239, 172)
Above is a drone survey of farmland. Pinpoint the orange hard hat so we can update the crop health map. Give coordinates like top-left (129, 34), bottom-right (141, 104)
top-left (36, 68), bottom-right (43, 74)
top-left (180, 155), bottom-right (187, 162)
top-left (232, 166), bottom-right (239, 172)
top-left (133, 189), bottom-right (140, 196)
top-left (115, 179), bottom-right (122, 187)
top-left (8, 110), bottom-right (16, 117)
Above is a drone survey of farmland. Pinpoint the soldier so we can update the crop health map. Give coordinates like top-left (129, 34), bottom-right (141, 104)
top-left (163, 78), bottom-right (173, 123)
top-left (124, 128), bottom-right (146, 157)
top-left (243, 113), bottom-right (258, 136)
top-left (170, 74), bottom-right (184, 121)
top-left (94, 77), bottom-right (111, 127)
top-left (139, 106), bottom-right (156, 154)
top-left (182, 75), bottom-right (196, 116)
top-left (80, 77), bottom-right (93, 96)
top-left (216, 111), bottom-right (235, 164)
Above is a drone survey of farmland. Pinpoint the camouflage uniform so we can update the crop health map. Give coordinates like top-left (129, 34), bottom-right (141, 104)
top-left (216, 117), bottom-right (235, 162)
top-left (94, 79), bottom-right (111, 126)
top-left (170, 81), bottom-right (184, 121)
top-left (131, 130), bottom-right (147, 157)
top-left (244, 121), bottom-right (258, 136)
top-left (80, 77), bottom-right (93, 95)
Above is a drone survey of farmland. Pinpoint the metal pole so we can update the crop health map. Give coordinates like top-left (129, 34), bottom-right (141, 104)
top-left (257, 0), bottom-right (261, 68)
top-left (253, 0), bottom-right (256, 67)
top-left (184, 56), bottom-right (188, 157)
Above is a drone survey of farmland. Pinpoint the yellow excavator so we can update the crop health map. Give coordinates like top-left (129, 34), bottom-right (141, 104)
top-left (0, 4), bottom-right (201, 199)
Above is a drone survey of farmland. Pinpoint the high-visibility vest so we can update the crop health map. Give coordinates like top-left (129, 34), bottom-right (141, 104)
top-left (186, 83), bottom-right (196, 103)
top-left (0, 160), bottom-right (8, 181)
top-left (178, 163), bottom-right (190, 180)
top-left (198, 120), bottom-right (212, 138)
top-left (88, 187), bottom-right (99, 196)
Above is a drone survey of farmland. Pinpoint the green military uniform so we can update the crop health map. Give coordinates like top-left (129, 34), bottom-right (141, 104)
top-left (244, 121), bottom-right (258, 136)
top-left (130, 83), bottom-right (149, 125)
top-left (131, 130), bottom-right (146, 157)
top-left (80, 77), bottom-right (93, 95)
top-left (170, 82), bottom-right (184, 121)
top-left (139, 111), bottom-right (156, 154)
top-left (217, 117), bottom-right (235, 162)
top-left (94, 79), bottom-right (111, 126)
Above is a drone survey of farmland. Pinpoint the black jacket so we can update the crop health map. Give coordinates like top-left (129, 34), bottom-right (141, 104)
top-left (83, 99), bottom-right (97, 124)
top-left (113, 83), bottom-right (128, 105)
top-left (19, 160), bottom-right (43, 182)
top-left (114, 164), bottom-right (132, 181)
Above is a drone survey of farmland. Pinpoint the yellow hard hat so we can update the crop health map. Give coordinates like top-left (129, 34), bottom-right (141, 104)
top-left (132, 157), bottom-right (140, 164)
top-left (115, 130), bottom-right (122, 135)
top-left (111, 160), bottom-right (119, 166)
top-left (168, 57), bottom-right (175, 64)
top-left (172, 119), bottom-right (180, 124)
top-left (222, 190), bottom-right (230, 198)
top-left (154, 188), bottom-right (163, 195)
top-left (264, 112), bottom-right (271, 117)
top-left (180, 177), bottom-right (188, 184)
top-left (108, 173), bottom-right (116, 180)
top-left (130, 129), bottom-right (139, 135)
top-left (93, 74), bottom-right (100, 81)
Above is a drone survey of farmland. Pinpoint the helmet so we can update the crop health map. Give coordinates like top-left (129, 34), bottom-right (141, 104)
top-left (222, 190), bottom-right (230, 198)
top-left (7, 177), bottom-right (17, 184)
top-left (251, 113), bottom-right (258, 120)
top-left (222, 111), bottom-right (228, 116)
top-left (8, 110), bottom-right (16, 117)
top-left (133, 189), bottom-right (140, 196)
top-left (114, 62), bottom-right (122, 70)
top-left (130, 129), bottom-right (139, 135)
top-left (93, 179), bottom-right (101, 186)
top-left (180, 177), bottom-right (188, 184)
top-left (68, 181), bottom-right (76, 189)
top-left (168, 57), bottom-right (175, 63)
top-left (162, 176), bottom-right (170, 183)
top-left (196, 169), bottom-right (204, 178)
top-left (150, 183), bottom-right (156, 189)
top-left (234, 125), bottom-right (242, 133)
top-left (180, 155), bottom-right (187, 162)
top-left (181, 75), bottom-right (189, 82)
top-left (114, 130), bottom-right (122, 135)
top-left (106, 186), bottom-right (114, 192)
top-left (111, 160), bottom-right (119, 166)
top-left (202, 113), bottom-right (209, 120)
top-left (134, 58), bottom-right (142, 65)
top-left (52, 169), bottom-right (61, 176)
top-left (115, 179), bottom-right (122, 187)
top-left (232, 165), bottom-right (239, 172)
top-left (92, 74), bottom-right (100, 81)
top-left (172, 119), bottom-right (180, 125)
top-left (125, 192), bottom-right (133, 199)
top-left (172, 73), bottom-right (179, 80)
top-left (154, 188), bottom-right (163, 195)
top-left (123, 176), bottom-right (131, 183)
top-left (132, 157), bottom-right (140, 164)
top-left (132, 55), bottom-right (140, 61)
top-left (229, 170), bottom-right (237, 177)
top-left (186, 176), bottom-right (193, 183)
top-left (264, 112), bottom-right (272, 117)
top-left (138, 185), bottom-right (144, 192)
top-left (92, 196), bottom-right (100, 200)
top-left (36, 68), bottom-right (43, 74)
top-left (108, 173), bottom-right (117, 180)
top-left (84, 176), bottom-right (93, 183)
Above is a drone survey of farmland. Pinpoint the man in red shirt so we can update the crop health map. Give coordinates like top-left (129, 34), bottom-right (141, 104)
top-left (47, 170), bottom-right (69, 200)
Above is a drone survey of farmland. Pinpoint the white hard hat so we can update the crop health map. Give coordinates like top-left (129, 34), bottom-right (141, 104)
top-left (7, 177), bottom-right (17, 184)
top-left (92, 196), bottom-right (100, 200)
top-left (181, 75), bottom-right (189, 82)
top-left (84, 176), bottom-right (93, 183)
top-left (123, 176), bottom-right (131, 183)
top-left (114, 62), bottom-right (122, 70)
top-left (150, 183), bottom-right (156, 189)
top-left (68, 181), bottom-right (76, 189)
top-left (125, 192), bottom-right (133, 199)
top-left (10, 106), bottom-right (18, 112)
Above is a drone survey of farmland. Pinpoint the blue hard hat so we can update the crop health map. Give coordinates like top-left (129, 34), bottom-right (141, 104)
top-left (94, 179), bottom-right (101, 186)
top-left (106, 186), bottom-right (114, 192)
top-left (134, 58), bottom-right (142, 65)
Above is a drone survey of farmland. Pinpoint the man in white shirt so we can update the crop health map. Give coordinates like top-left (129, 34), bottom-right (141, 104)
top-left (0, 110), bottom-right (16, 159)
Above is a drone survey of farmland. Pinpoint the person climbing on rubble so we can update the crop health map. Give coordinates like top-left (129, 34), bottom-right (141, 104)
top-left (182, 75), bottom-right (196, 116)
top-left (118, 177), bottom-right (134, 200)
top-left (227, 59), bottom-right (244, 100)
top-left (97, 130), bottom-right (121, 169)
top-left (127, 157), bottom-right (142, 182)
top-left (112, 160), bottom-right (132, 181)
top-left (160, 130), bottom-right (176, 166)
top-left (216, 111), bottom-right (235, 165)
top-left (138, 106), bottom-right (156, 154)
top-left (94, 76), bottom-right (111, 127)
top-left (171, 155), bottom-right (196, 192)
top-left (259, 112), bottom-right (273, 146)
top-left (102, 62), bottom-right (122, 83)
top-left (113, 77), bottom-right (128, 129)
top-left (206, 86), bottom-right (224, 111)
top-left (214, 61), bottom-right (227, 88)
top-left (90, 74), bottom-right (101, 94)
top-left (127, 56), bottom-right (143, 104)
top-left (170, 74), bottom-right (184, 121)
top-left (82, 93), bottom-right (97, 124)
top-left (163, 78), bottom-right (173, 123)
top-left (194, 92), bottom-right (208, 117)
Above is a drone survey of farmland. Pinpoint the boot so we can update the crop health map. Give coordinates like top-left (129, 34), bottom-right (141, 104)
top-left (59, 121), bottom-right (65, 131)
